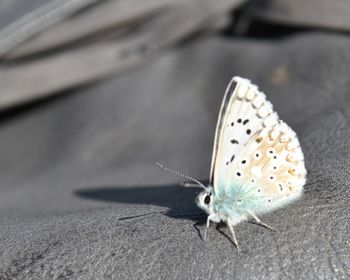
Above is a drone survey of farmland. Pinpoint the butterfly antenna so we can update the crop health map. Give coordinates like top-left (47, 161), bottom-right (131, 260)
top-left (155, 162), bottom-right (207, 190)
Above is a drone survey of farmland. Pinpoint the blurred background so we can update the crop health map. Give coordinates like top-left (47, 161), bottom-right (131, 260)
top-left (0, 1), bottom-right (349, 279)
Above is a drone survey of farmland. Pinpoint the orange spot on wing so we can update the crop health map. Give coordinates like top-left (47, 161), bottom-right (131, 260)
top-left (288, 168), bottom-right (296, 176)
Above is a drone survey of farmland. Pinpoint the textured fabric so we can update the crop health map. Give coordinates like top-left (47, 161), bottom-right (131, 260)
top-left (247, 0), bottom-right (350, 31)
top-left (0, 32), bottom-right (349, 279)
top-left (0, 0), bottom-right (49, 29)
top-left (0, 0), bottom-right (243, 110)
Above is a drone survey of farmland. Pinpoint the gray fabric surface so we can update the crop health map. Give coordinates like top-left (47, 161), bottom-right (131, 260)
top-left (0, 0), bottom-right (243, 111)
top-left (0, 31), bottom-right (349, 279)
top-left (247, 0), bottom-right (350, 31)
top-left (0, 0), bottom-right (49, 29)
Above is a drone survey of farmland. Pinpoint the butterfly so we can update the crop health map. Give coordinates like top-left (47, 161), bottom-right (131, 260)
top-left (157, 76), bottom-right (307, 249)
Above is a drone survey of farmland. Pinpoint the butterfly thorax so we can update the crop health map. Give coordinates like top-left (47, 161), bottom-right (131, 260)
top-left (196, 184), bottom-right (254, 225)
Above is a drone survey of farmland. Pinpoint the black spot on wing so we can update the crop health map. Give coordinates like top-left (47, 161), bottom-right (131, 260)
top-left (226, 155), bottom-right (235, 165)
top-left (230, 139), bottom-right (239, 144)
top-left (243, 119), bottom-right (249, 125)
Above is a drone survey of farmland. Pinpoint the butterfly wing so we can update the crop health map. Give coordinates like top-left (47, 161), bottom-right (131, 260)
top-left (210, 76), bottom-right (273, 189)
top-left (210, 77), bottom-right (306, 213)
top-left (209, 77), bottom-right (241, 187)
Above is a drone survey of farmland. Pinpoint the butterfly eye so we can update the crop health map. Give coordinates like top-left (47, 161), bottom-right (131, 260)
top-left (204, 195), bottom-right (211, 204)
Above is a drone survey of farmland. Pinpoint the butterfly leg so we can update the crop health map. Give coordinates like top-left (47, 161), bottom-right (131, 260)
top-left (247, 211), bottom-right (276, 231)
top-left (227, 223), bottom-right (239, 250)
top-left (204, 214), bottom-right (215, 240)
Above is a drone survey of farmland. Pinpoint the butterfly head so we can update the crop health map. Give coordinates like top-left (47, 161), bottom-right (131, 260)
top-left (155, 162), bottom-right (216, 214)
top-left (196, 186), bottom-right (214, 214)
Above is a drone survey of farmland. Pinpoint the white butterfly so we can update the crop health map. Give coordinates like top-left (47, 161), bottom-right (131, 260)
top-left (157, 76), bottom-right (307, 249)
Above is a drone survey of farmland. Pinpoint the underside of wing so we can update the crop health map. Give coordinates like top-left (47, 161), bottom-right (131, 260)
top-left (210, 77), bottom-right (306, 212)
top-left (226, 121), bottom-right (307, 213)
top-left (210, 77), bottom-right (274, 189)
top-left (209, 77), bottom-right (239, 187)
